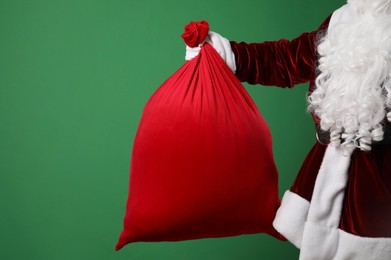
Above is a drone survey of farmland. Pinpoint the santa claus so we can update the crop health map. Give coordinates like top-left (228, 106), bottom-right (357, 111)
top-left (186, 0), bottom-right (391, 259)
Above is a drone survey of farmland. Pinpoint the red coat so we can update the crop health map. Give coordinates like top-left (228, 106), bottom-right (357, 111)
top-left (230, 15), bottom-right (391, 238)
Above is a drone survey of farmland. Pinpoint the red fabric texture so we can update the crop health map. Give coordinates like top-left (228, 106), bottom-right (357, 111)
top-left (116, 42), bottom-right (282, 250)
top-left (230, 14), bottom-right (391, 238)
top-left (231, 32), bottom-right (319, 88)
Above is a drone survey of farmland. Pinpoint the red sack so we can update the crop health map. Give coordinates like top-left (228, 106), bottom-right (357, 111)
top-left (116, 21), bottom-right (281, 250)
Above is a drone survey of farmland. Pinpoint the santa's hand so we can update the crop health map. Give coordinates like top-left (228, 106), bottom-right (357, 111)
top-left (185, 31), bottom-right (236, 73)
top-left (185, 45), bottom-right (202, 60)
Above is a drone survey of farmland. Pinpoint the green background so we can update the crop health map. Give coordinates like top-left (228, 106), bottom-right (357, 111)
top-left (0, 0), bottom-right (344, 259)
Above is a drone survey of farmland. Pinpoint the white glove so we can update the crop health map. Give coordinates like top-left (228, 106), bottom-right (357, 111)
top-left (185, 31), bottom-right (237, 74)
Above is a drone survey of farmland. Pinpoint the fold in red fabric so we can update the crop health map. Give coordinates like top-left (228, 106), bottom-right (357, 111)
top-left (116, 43), bottom-right (282, 250)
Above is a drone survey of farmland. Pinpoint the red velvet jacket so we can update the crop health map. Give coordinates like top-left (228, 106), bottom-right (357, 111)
top-left (230, 15), bottom-right (331, 125)
top-left (229, 15), bottom-right (391, 238)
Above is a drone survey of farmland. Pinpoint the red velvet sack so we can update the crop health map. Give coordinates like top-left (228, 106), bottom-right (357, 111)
top-left (116, 21), bottom-right (281, 250)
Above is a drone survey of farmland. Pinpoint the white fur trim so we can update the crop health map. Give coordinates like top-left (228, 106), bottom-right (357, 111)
top-left (300, 222), bottom-right (339, 260)
top-left (300, 224), bottom-right (391, 260)
top-left (334, 229), bottom-right (391, 260)
top-left (273, 189), bottom-right (391, 259)
top-left (273, 146), bottom-right (351, 252)
top-left (273, 190), bottom-right (309, 248)
top-left (299, 145), bottom-right (352, 259)
top-left (306, 145), bottom-right (352, 226)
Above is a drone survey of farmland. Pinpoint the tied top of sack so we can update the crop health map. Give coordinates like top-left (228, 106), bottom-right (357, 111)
top-left (181, 20), bottom-right (209, 47)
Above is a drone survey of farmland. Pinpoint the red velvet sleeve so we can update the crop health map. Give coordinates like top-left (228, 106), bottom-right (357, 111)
top-left (230, 15), bottom-right (331, 88)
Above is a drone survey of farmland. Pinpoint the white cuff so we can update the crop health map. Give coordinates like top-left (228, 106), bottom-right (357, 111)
top-left (300, 224), bottom-right (391, 260)
top-left (273, 190), bottom-right (309, 249)
top-left (335, 229), bottom-right (391, 260)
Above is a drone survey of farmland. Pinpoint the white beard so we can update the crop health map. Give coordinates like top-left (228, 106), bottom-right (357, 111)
top-left (308, 0), bottom-right (391, 152)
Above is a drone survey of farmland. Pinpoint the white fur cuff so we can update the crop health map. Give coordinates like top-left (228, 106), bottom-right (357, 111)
top-left (335, 230), bottom-right (391, 260)
top-left (273, 190), bottom-right (310, 249)
top-left (300, 223), bottom-right (391, 260)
